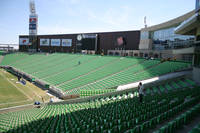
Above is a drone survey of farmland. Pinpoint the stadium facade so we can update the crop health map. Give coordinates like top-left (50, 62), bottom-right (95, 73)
top-left (18, 2), bottom-right (200, 84)
top-left (19, 30), bottom-right (140, 54)
top-left (174, 0), bottom-right (200, 84)
top-left (19, 10), bottom-right (197, 61)
top-left (138, 10), bottom-right (195, 61)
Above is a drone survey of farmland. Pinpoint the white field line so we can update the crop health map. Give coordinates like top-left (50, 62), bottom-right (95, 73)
top-left (0, 99), bottom-right (31, 106)
top-left (0, 103), bottom-right (33, 111)
top-left (0, 70), bottom-right (33, 100)
top-left (25, 83), bottom-right (42, 98)
top-left (6, 79), bottom-right (33, 100)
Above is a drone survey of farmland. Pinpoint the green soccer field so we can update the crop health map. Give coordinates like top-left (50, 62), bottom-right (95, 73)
top-left (0, 69), bottom-right (50, 109)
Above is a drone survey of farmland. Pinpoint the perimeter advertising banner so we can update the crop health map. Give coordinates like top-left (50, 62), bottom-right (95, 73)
top-left (19, 38), bottom-right (29, 45)
top-left (51, 39), bottom-right (60, 46)
top-left (62, 39), bottom-right (72, 47)
top-left (40, 39), bottom-right (50, 46)
top-left (29, 14), bottom-right (38, 35)
top-left (196, 0), bottom-right (200, 12)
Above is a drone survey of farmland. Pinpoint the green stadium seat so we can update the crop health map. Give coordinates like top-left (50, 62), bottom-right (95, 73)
top-left (0, 53), bottom-right (192, 95)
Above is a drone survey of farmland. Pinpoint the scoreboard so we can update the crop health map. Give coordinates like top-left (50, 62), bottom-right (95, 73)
top-left (76, 34), bottom-right (97, 52)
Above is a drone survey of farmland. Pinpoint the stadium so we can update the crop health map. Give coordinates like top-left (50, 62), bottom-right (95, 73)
top-left (0, 0), bottom-right (200, 133)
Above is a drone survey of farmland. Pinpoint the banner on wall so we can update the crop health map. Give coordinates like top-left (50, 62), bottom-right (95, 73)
top-left (29, 14), bottom-right (38, 35)
top-left (82, 34), bottom-right (97, 39)
top-left (51, 39), bottom-right (60, 46)
top-left (62, 39), bottom-right (72, 47)
top-left (196, 0), bottom-right (200, 12)
top-left (19, 38), bottom-right (29, 45)
top-left (40, 39), bottom-right (50, 46)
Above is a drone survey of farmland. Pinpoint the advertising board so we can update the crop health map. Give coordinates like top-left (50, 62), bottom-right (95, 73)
top-left (62, 39), bottom-right (72, 47)
top-left (51, 39), bottom-right (60, 46)
top-left (196, 0), bottom-right (200, 12)
top-left (40, 39), bottom-right (50, 46)
top-left (19, 38), bottom-right (29, 45)
top-left (29, 14), bottom-right (38, 35)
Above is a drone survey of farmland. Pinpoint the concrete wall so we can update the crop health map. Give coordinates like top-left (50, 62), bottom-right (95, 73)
top-left (193, 67), bottom-right (200, 84)
top-left (106, 49), bottom-right (194, 62)
top-left (19, 30), bottom-right (140, 54)
top-left (140, 10), bottom-right (195, 32)
top-left (139, 39), bottom-right (153, 50)
top-left (139, 10), bottom-right (195, 56)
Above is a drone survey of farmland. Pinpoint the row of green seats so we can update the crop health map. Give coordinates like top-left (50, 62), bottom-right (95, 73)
top-left (0, 83), bottom-right (199, 133)
top-left (65, 60), bottom-right (159, 94)
top-left (0, 53), bottom-right (28, 66)
top-left (145, 78), bottom-right (196, 95)
top-left (0, 53), bottom-right (192, 95)
top-left (80, 89), bottom-right (116, 97)
top-left (65, 61), bottom-right (190, 95)
top-left (154, 103), bottom-right (200, 133)
top-left (44, 55), bottom-right (119, 85)
top-left (189, 122), bottom-right (200, 133)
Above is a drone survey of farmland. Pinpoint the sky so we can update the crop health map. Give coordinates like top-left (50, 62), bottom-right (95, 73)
top-left (0, 0), bottom-right (196, 44)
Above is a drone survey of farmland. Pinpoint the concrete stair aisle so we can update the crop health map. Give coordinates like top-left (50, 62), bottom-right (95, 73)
top-left (182, 78), bottom-right (196, 88)
top-left (170, 81), bottom-right (181, 90)
top-left (177, 79), bottom-right (189, 88)
top-left (164, 83), bottom-right (174, 92)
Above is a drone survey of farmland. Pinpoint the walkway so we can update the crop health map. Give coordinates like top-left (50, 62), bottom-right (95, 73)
top-left (117, 70), bottom-right (192, 91)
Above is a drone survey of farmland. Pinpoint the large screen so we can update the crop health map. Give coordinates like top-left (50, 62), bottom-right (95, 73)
top-left (51, 39), bottom-right (60, 46)
top-left (76, 34), bottom-right (97, 51)
top-left (115, 36), bottom-right (126, 48)
top-left (19, 38), bottom-right (29, 45)
top-left (62, 39), bottom-right (72, 47)
top-left (196, 0), bottom-right (200, 12)
top-left (40, 39), bottom-right (50, 46)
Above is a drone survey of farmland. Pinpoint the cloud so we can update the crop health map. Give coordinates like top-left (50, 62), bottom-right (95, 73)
top-left (38, 4), bottom-right (141, 35)
top-left (69, 0), bottom-right (81, 4)
top-left (56, 0), bottom-right (134, 27)
top-left (86, 6), bottom-right (136, 29)
top-left (39, 25), bottom-right (70, 34)
top-left (38, 1), bottom-right (142, 35)
top-left (39, 25), bottom-right (100, 34)
top-left (57, 0), bottom-right (81, 5)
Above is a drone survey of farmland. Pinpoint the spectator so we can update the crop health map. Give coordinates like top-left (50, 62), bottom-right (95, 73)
top-left (17, 74), bottom-right (21, 81)
top-left (50, 97), bottom-right (53, 103)
top-left (42, 97), bottom-right (44, 103)
top-left (138, 82), bottom-right (144, 103)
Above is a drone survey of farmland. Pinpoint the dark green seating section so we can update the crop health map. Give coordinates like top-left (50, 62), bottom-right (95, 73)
top-left (144, 78), bottom-right (195, 95)
top-left (0, 53), bottom-right (28, 65)
top-left (154, 103), bottom-right (200, 133)
top-left (80, 89), bottom-right (116, 97)
top-left (0, 51), bottom-right (5, 56)
top-left (189, 122), bottom-right (200, 133)
top-left (0, 79), bottom-right (199, 133)
top-left (64, 61), bottom-right (191, 95)
top-left (184, 78), bottom-right (196, 86)
top-left (0, 53), bottom-right (191, 94)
